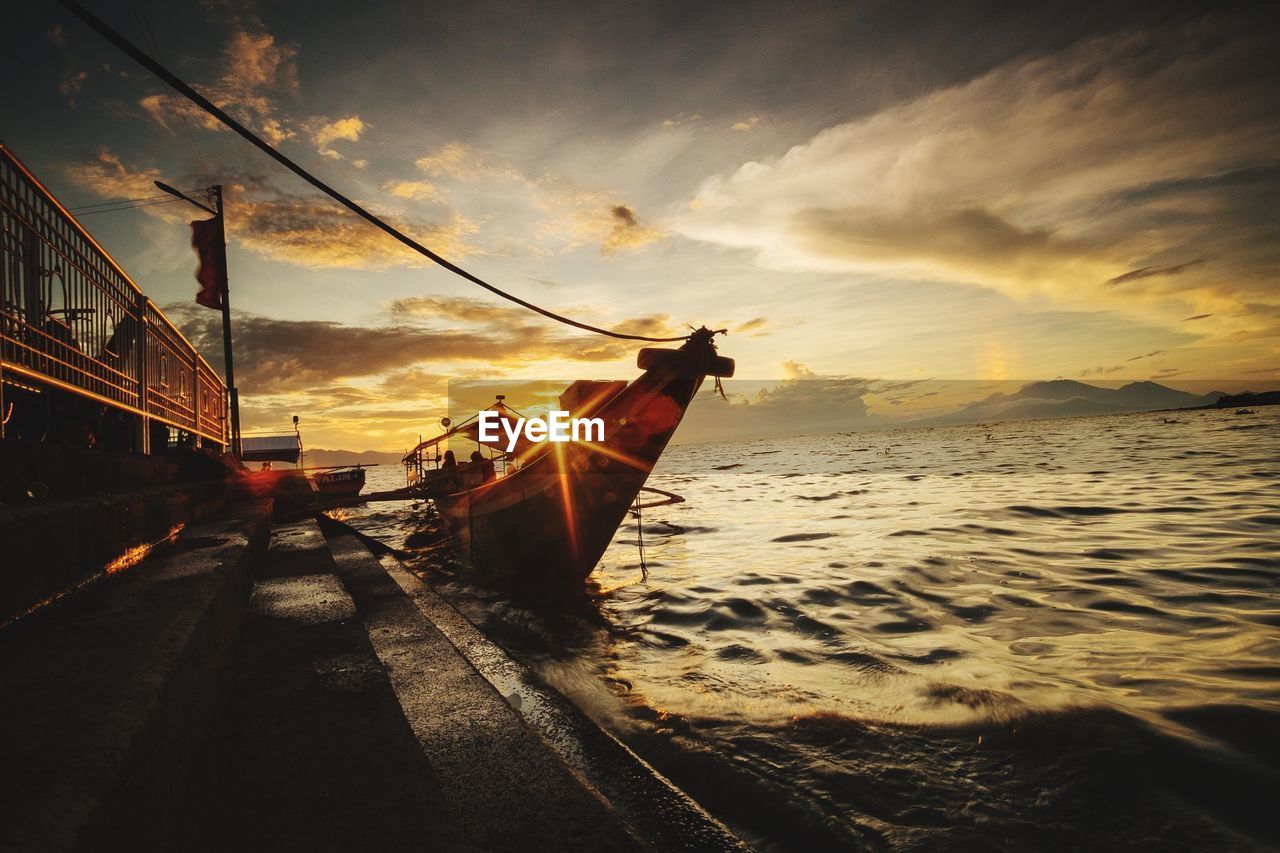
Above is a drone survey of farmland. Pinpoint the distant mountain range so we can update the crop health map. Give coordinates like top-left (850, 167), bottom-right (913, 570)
top-left (1214, 390), bottom-right (1280, 409)
top-left (304, 448), bottom-right (405, 467)
top-left (918, 380), bottom-right (1227, 426)
top-left (313, 380), bottom-right (1272, 453)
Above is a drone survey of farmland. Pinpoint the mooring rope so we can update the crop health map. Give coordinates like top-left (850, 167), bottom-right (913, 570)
top-left (59, 0), bottom-right (692, 344)
top-left (632, 495), bottom-right (648, 581)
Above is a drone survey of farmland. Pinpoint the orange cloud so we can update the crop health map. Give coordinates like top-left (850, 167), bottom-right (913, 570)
top-left (62, 149), bottom-right (188, 223)
top-left (306, 116), bottom-right (367, 160)
top-left (227, 188), bottom-right (478, 270)
top-left (382, 179), bottom-right (442, 202)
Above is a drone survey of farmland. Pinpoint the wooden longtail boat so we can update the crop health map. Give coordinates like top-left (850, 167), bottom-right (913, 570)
top-left (310, 465), bottom-right (367, 499)
top-left (242, 429), bottom-right (369, 505)
top-left (403, 327), bottom-right (733, 586)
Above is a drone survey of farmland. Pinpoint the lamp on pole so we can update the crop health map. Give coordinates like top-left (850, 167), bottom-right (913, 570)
top-left (154, 180), bottom-right (241, 456)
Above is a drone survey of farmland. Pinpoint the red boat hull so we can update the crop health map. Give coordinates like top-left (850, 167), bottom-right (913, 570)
top-left (432, 336), bottom-right (726, 586)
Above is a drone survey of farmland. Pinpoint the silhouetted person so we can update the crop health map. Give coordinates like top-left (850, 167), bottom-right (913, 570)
top-left (470, 449), bottom-right (496, 482)
top-left (439, 449), bottom-right (459, 491)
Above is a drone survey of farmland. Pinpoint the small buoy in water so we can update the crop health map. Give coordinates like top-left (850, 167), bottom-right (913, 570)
top-left (27, 482), bottom-right (49, 501)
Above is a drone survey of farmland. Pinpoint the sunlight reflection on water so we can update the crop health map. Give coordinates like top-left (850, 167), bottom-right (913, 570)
top-left (350, 407), bottom-right (1280, 851)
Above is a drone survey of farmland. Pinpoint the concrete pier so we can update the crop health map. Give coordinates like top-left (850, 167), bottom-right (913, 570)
top-left (0, 501), bottom-right (747, 851)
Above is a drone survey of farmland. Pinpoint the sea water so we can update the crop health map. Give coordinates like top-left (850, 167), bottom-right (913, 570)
top-left (346, 406), bottom-right (1279, 851)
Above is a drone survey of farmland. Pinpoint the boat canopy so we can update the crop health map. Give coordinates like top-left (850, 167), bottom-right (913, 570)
top-left (241, 434), bottom-right (302, 464)
top-left (403, 399), bottom-right (535, 462)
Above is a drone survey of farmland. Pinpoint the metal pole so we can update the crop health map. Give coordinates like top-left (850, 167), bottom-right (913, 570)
top-left (135, 290), bottom-right (150, 453)
top-left (212, 185), bottom-right (241, 456)
top-left (154, 179), bottom-right (237, 456)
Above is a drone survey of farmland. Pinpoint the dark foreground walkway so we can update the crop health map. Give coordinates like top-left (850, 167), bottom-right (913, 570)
top-left (0, 501), bottom-right (746, 852)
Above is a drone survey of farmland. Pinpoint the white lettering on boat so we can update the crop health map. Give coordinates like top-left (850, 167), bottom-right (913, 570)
top-left (478, 410), bottom-right (606, 453)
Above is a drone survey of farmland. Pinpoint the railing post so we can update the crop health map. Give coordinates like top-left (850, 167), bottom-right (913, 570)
top-left (192, 353), bottom-right (201, 448)
top-left (134, 292), bottom-right (149, 454)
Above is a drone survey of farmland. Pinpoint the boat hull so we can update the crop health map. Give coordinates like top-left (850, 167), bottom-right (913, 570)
top-left (312, 468), bottom-right (366, 499)
top-left (432, 349), bottom-right (713, 586)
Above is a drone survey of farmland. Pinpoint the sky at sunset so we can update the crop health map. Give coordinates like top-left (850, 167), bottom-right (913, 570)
top-left (3, 0), bottom-right (1278, 450)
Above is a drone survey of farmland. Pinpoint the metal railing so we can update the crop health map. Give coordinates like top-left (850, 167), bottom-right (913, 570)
top-left (0, 143), bottom-right (228, 447)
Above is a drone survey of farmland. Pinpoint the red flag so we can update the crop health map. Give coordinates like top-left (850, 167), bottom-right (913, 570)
top-left (191, 217), bottom-right (225, 310)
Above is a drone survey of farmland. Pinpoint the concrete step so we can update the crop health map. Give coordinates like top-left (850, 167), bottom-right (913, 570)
top-left (370, 548), bottom-right (749, 852)
top-left (325, 532), bottom-right (653, 852)
top-left (205, 573), bottom-right (465, 851)
top-left (0, 499), bottom-right (272, 852)
top-left (261, 517), bottom-right (336, 578)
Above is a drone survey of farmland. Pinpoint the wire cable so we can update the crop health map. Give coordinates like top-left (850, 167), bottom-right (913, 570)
top-left (58, 0), bottom-right (691, 344)
top-left (130, 0), bottom-right (211, 181)
top-left (73, 197), bottom-right (186, 215)
top-left (69, 189), bottom-right (209, 212)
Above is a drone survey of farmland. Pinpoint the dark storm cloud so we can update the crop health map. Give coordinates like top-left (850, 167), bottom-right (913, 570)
top-left (1080, 365), bottom-right (1126, 376)
top-left (870, 379), bottom-right (928, 394)
top-left (1106, 259), bottom-right (1206, 286)
top-left (792, 205), bottom-right (1106, 286)
top-left (391, 296), bottom-right (677, 340)
top-left (229, 189), bottom-right (475, 269)
top-left (60, 145), bottom-right (475, 270)
top-left (389, 295), bottom-right (522, 325)
top-left (597, 204), bottom-right (663, 255)
top-left (170, 297), bottom-right (672, 391)
top-left (611, 205), bottom-right (638, 228)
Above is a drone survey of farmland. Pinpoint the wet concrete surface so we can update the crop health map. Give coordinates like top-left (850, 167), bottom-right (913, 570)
top-left (263, 518), bottom-right (336, 577)
top-left (376, 553), bottom-right (749, 852)
top-left (1, 506), bottom-right (750, 851)
top-left (206, 570), bottom-right (466, 851)
top-left (327, 533), bottom-right (652, 852)
top-left (0, 478), bottom-right (229, 623)
top-left (0, 499), bottom-right (270, 852)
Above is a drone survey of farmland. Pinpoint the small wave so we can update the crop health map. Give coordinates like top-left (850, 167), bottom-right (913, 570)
top-left (830, 649), bottom-right (904, 674)
top-left (944, 601), bottom-right (999, 622)
top-left (771, 532), bottom-right (838, 543)
top-left (924, 682), bottom-right (1022, 710)
top-left (716, 643), bottom-right (766, 662)
top-left (1085, 597), bottom-right (1164, 616)
top-left (640, 628), bottom-right (691, 648)
top-left (872, 617), bottom-right (931, 634)
top-left (844, 581), bottom-right (899, 605)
